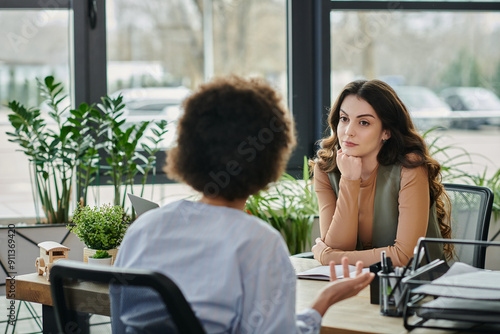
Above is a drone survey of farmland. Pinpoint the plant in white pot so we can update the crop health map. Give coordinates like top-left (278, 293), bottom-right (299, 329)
top-left (68, 204), bottom-right (129, 264)
top-left (87, 250), bottom-right (113, 266)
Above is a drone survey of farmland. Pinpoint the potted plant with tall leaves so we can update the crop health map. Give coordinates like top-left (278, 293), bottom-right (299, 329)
top-left (6, 77), bottom-right (98, 223)
top-left (246, 157), bottom-right (318, 254)
top-left (423, 126), bottom-right (500, 238)
top-left (96, 95), bottom-right (168, 220)
top-left (6, 76), bottom-right (168, 223)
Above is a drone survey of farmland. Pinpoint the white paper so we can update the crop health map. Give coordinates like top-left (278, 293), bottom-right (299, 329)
top-left (412, 265), bottom-right (500, 300)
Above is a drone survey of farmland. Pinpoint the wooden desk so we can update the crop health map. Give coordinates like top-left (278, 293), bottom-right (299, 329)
top-left (292, 257), bottom-right (405, 334)
top-left (292, 257), bottom-right (461, 334)
top-left (8, 273), bottom-right (110, 316)
top-left (7, 273), bottom-right (109, 333)
top-left (8, 260), bottom-right (459, 334)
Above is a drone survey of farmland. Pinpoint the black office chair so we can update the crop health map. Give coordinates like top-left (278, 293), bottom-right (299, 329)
top-left (403, 182), bottom-right (496, 333)
top-left (443, 183), bottom-right (494, 268)
top-left (50, 260), bottom-right (205, 334)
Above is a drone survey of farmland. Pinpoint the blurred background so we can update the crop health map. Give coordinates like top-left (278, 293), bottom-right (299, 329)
top-left (1, 0), bottom-right (500, 220)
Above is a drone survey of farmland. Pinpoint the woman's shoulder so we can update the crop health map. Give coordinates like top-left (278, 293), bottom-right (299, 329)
top-left (313, 157), bottom-right (339, 176)
top-left (397, 153), bottom-right (427, 177)
top-left (313, 160), bottom-right (326, 173)
top-left (401, 163), bottom-right (428, 184)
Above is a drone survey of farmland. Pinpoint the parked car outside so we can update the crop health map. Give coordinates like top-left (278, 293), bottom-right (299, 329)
top-left (393, 86), bottom-right (452, 131)
top-left (440, 87), bottom-right (500, 129)
top-left (111, 86), bottom-right (192, 148)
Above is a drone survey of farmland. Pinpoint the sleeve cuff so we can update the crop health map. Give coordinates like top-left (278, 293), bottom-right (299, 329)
top-left (320, 246), bottom-right (332, 265)
top-left (296, 308), bottom-right (322, 334)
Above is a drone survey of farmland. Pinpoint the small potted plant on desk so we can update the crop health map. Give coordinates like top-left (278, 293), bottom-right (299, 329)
top-left (68, 203), bottom-right (129, 264)
top-left (88, 250), bottom-right (113, 266)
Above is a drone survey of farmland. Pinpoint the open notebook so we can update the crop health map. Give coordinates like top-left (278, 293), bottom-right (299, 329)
top-left (297, 265), bottom-right (370, 280)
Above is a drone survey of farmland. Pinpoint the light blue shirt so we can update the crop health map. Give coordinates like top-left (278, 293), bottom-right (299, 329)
top-left (111, 199), bottom-right (321, 333)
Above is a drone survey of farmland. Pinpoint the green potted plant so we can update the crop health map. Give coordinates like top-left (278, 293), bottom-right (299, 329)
top-left (96, 95), bottom-right (168, 220)
top-left (87, 250), bottom-right (113, 266)
top-left (6, 76), bottom-right (168, 224)
top-left (246, 157), bottom-right (318, 254)
top-left (68, 203), bottom-right (129, 264)
top-left (6, 76), bottom-right (98, 224)
top-left (423, 126), bottom-right (500, 220)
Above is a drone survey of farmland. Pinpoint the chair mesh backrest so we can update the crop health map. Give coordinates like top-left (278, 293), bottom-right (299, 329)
top-left (444, 183), bottom-right (493, 268)
top-left (50, 260), bottom-right (205, 334)
top-left (110, 285), bottom-right (180, 333)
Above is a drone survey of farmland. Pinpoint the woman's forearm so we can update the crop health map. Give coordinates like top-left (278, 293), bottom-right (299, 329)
top-left (323, 177), bottom-right (361, 249)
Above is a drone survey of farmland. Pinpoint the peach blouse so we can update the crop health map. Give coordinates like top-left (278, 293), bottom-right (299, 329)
top-left (314, 163), bottom-right (430, 267)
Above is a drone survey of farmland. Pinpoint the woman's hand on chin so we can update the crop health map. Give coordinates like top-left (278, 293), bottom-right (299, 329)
top-left (336, 148), bottom-right (362, 181)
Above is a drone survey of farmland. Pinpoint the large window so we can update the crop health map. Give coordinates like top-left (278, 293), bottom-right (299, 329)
top-left (106, 0), bottom-right (287, 149)
top-left (331, 11), bottom-right (500, 92)
top-left (0, 11), bottom-right (71, 107)
top-left (287, 0), bottom-right (500, 177)
top-left (0, 0), bottom-right (288, 219)
top-left (0, 8), bottom-right (71, 220)
top-left (0, 0), bottom-right (105, 220)
top-left (106, 0), bottom-right (286, 94)
top-left (328, 5), bottom-right (500, 177)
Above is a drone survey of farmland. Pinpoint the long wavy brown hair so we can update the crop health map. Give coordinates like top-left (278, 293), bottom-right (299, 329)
top-left (314, 80), bottom-right (453, 258)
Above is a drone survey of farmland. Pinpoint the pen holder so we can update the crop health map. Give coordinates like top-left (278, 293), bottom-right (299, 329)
top-left (379, 271), bottom-right (405, 317)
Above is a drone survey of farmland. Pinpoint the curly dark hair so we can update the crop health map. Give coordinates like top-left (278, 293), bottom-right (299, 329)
top-left (314, 79), bottom-right (453, 257)
top-left (165, 76), bottom-right (296, 200)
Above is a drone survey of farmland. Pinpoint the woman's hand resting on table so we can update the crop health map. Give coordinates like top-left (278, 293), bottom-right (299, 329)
top-left (312, 238), bottom-right (329, 263)
top-left (311, 257), bottom-right (374, 317)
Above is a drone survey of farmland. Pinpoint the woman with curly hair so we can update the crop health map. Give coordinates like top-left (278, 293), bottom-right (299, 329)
top-left (311, 79), bottom-right (452, 267)
top-left (112, 76), bottom-right (373, 333)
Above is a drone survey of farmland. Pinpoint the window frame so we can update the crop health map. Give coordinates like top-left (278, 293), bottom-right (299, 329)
top-left (0, 0), bottom-right (107, 106)
top-left (0, 0), bottom-right (70, 9)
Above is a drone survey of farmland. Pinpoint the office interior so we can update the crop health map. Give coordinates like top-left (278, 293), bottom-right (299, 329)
top-left (1, 0), bottom-right (500, 332)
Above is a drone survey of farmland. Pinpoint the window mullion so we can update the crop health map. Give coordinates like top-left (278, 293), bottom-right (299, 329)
top-left (73, 0), bottom-right (107, 106)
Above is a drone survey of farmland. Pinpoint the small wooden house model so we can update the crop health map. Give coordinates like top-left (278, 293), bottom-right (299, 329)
top-left (35, 241), bottom-right (70, 280)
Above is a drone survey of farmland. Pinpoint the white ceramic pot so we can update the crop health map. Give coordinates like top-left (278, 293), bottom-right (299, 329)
top-left (83, 247), bottom-right (118, 264)
top-left (87, 256), bottom-right (113, 266)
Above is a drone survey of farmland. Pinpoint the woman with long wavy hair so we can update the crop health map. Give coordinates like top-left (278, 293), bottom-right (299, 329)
top-left (311, 80), bottom-right (452, 267)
